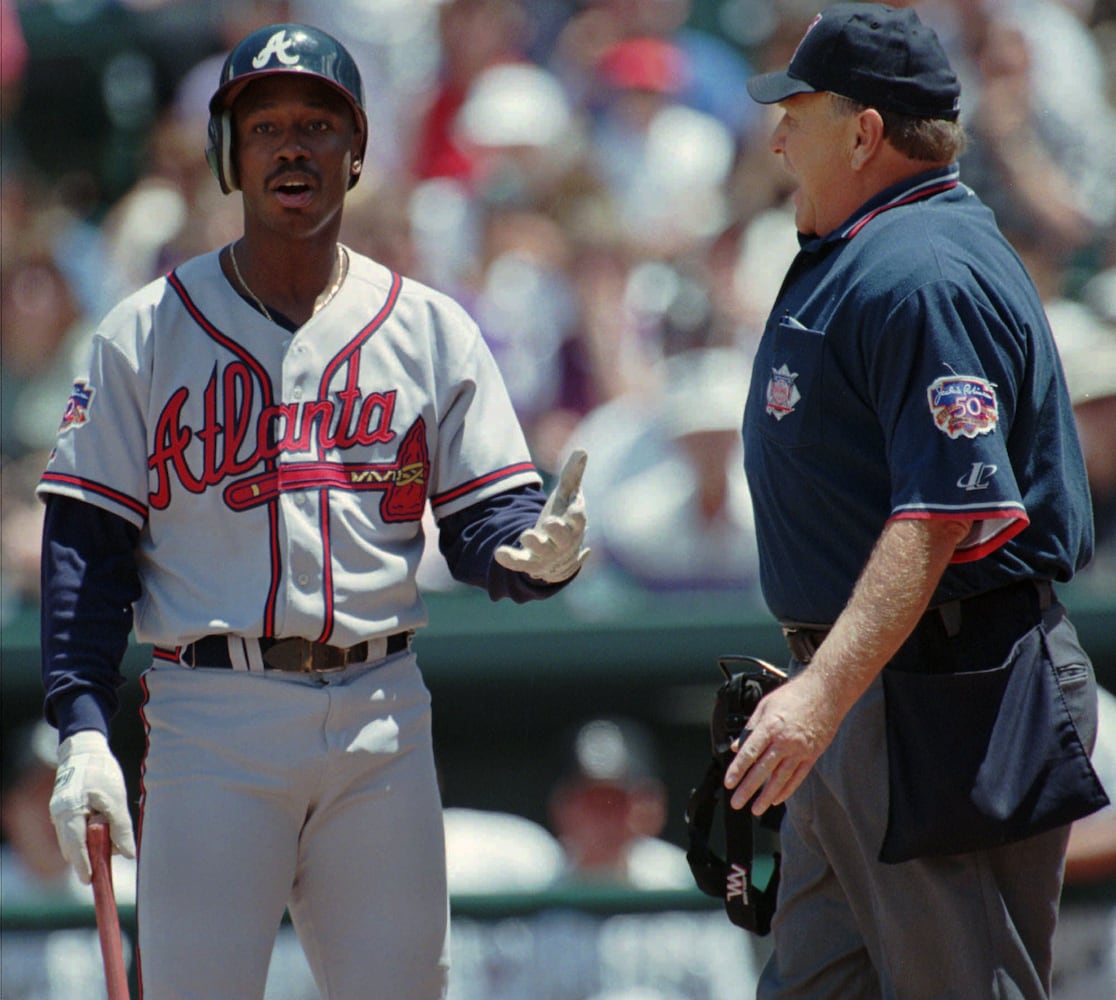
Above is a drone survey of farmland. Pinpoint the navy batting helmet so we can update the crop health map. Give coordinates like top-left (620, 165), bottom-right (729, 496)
top-left (206, 24), bottom-right (368, 195)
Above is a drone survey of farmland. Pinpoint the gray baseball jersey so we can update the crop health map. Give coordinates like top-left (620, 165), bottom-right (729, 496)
top-left (38, 247), bottom-right (540, 648)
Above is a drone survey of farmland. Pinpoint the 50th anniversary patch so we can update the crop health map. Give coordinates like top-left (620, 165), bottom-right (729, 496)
top-left (928, 374), bottom-right (998, 439)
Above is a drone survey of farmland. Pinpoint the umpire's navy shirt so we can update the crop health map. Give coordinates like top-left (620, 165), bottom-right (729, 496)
top-left (743, 165), bottom-right (1094, 625)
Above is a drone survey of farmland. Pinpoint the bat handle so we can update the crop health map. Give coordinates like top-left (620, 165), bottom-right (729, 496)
top-left (87, 815), bottom-right (131, 1000)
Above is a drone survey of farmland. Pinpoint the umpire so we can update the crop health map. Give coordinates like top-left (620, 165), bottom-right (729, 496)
top-left (723, 5), bottom-right (1108, 998)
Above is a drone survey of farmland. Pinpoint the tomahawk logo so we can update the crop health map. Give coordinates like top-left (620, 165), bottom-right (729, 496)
top-left (252, 30), bottom-right (300, 69)
top-left (726, 863), bottom-right (750, 903)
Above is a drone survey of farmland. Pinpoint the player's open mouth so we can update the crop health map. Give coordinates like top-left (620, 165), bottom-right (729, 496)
top-left (272, 178), bottom-right (316, 207)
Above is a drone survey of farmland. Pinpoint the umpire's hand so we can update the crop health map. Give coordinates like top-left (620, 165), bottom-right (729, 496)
top-left (495, 449), bottom-right (590, 583)
top-left (724, 670), bottom-right (844, 815)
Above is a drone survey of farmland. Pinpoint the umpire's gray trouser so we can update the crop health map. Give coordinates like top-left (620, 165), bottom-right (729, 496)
top-left (758, 607), bottom-right (1099, 1000)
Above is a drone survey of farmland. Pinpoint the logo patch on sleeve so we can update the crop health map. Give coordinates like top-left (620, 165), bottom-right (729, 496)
top-left (927, 375), bottom-right (998, 439)
top-left (59, 380), bottom-right (95, 432)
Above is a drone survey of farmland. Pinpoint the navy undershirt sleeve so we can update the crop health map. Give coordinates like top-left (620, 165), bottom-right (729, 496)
top-left (438, 483), bottom-right (573, 602)
top-left (40, 495), bottom-right (141, 740)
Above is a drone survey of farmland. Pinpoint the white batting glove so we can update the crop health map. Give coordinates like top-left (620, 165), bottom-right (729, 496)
top-left (49, 730), bottom-right (136, 885)
top-left (494, 449), bottom-right (590, 584)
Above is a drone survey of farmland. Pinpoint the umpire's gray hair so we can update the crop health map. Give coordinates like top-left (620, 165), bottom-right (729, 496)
top-left (830, 93), bottom-right (967, 162)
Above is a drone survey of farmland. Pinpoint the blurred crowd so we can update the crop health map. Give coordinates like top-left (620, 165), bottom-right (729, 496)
top-left (3, 4), bottom-right (1115, 995)
top-left (2, 0), bottom-right (1116, 627)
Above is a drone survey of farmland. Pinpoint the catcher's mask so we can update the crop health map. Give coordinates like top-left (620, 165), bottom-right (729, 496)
top-left (206, 23), bottom-right (368, 195)
top-left (686, 655), bottom-right (787, 935)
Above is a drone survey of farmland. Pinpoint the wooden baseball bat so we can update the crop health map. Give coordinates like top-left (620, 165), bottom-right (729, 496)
top-left (87, 815), bottom-right (131, 1000)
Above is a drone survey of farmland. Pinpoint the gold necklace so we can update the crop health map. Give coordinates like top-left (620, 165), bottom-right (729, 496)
top-left (228, 241), bottom-right (274, 322)
top-left (315, 244), bottom-right (348, 315)
top-left (228, 243), bottom-right (347, 323)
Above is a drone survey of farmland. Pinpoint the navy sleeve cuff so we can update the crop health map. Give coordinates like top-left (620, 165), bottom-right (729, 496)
top-left (53, 693), bottom-right (113, 741)
top-left (438, 484), bottom-right (576, 603)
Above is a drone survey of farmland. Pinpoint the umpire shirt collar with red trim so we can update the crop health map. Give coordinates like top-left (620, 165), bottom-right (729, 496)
top-left (803, 163), bottom-right (960, 251)
top-left (769, 163), bottom-right (962, 321)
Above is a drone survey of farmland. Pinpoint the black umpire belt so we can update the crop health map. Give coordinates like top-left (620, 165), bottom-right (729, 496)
top-left (175, 632), bottom-right (411, 673)
top-left (781, 579), bottom-right (1054, 666)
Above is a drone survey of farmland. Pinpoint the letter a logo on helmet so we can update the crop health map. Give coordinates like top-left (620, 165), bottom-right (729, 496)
top-left (251, 30), bottom-right (301, 69)
top-left (205, 23), bottom-right (368, 195)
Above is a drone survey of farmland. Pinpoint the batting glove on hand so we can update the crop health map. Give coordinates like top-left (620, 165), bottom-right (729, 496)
top-left (49, 730), bottom-right (136, 885)
top-left (494, 449), bottom-right (590, 584)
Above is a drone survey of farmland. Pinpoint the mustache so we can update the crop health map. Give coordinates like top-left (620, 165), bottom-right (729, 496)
top-left (266, 165), bottom-right (320, 187)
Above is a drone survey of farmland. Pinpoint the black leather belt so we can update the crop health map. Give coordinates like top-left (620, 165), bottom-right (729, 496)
top-left (180, 633), bottom-right (410, 672)
top-left (782, 579), bottom-right (1054, 666)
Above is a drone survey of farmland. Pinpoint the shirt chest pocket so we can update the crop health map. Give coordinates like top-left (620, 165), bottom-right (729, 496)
top-left (756, 318), bottom-right (826, 450)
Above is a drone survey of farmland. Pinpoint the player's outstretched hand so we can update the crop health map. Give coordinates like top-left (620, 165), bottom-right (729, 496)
top-left (494, 449), bottom-right (590, 583)
top-left (49, 730), bottom-right (136, 885)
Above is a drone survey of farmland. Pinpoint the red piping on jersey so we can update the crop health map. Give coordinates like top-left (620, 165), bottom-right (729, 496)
top-left (888, 508), bottom-right (1029, 563)
top-left (39, 471), bottom-right (148, 520)
top-left (318, 270), bottom-right (404, 407)
top-left (135, 671), bottom-right (153, 998)
top-left (431, 462), bottom-right (538, 508)
top-left (167, 271), bottom-right (278, 396)
top-left (317, 490), bottom-right (335, 643)
top-left (843, 179), bottom-right (959, 239)
top-left (316, 269), bottom-right (403, 644)
top-left (168, 268), bottom-right (284, 635)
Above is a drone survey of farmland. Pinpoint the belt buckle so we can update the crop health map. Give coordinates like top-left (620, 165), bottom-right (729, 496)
top-left (300, 640), bottom-right (348, 673)
top-left (261, 638), bottom-right (346, 672)
top-left (782, 625), bottom-right (825, 665)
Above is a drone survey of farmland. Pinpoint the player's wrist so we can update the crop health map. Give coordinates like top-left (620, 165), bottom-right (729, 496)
top-left (60, 729), bottom-right (112, 757)
top-left (52, 691), bottom-right (113, 744)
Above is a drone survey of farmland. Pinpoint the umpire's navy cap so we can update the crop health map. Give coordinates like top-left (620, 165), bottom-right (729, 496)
top-left (747, 3), bottom-right (961, 120)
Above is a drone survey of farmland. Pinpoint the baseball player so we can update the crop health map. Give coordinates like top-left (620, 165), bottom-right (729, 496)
top-left (719, 5), bottom-right (1105, 999)
top-left (38, 23), bottom-right (588, 999)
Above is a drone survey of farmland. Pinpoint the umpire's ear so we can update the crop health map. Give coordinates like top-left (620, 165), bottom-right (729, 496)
top-left (850, 106), bottom-right (886, 170)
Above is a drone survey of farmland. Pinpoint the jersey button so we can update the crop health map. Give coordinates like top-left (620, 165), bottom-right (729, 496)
top-left (292, 387), bottom-right (303, 400)
top-left (297, 573), bottom-right (310, 587)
